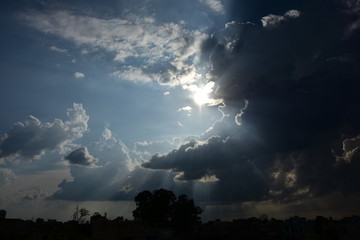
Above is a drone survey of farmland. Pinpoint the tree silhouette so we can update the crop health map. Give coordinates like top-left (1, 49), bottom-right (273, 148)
top-left (133, 189), bottom-right (176, 224)
top-left (132, 188), bottom-right (202, 228)
top-left (172, 194), bottom-right (202, 229)
top-left (72, 206), bottom-right (90, 223)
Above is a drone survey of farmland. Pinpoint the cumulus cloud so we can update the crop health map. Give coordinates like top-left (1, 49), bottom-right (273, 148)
top-left (65, 146), bottom-right (98, 167)
top-left (0, 103), bottom-right (89, 162)
top-left (74, 72), bottom-right (85, 79)
top-left (20, 10), bottom-right (207, 86)
top-left (52, 127), bottom-right (133, 200)
top-left (199, 0), bottom-right (225, 14)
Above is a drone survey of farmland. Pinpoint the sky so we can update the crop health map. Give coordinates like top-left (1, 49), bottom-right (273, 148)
top-left (1, 0), bottom-right (360, 222)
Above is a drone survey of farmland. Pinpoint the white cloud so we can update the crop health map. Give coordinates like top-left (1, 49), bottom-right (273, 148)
top-left (21, 10), bottom-right (207, 86)
top-left (110, 67), bottom-right (152, 83)
top-left (235, 99), bottom-right (249, 125)
top-left (164, 91), bottom-right (170, 96)
top-left (74, 72), bottom-right (85, 79)
top-left (285, 10), bottom-right (301, 18)
top-left (262, 10), bottom-right (301, 27)
top-left (198, 174), bottom-right (220, 183)
top-left (50, 46), bottom-right (68, 53)
top-left (199, 0), bottom-right (225, 14)
top-left (178, 106), bottom-right (192, 112)
top-left (261, 14), bottom-right (285, 27)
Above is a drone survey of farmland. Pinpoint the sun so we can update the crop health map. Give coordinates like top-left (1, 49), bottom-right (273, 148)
top-left (191, 82), bottom-right (214, 106)
top-left (193, 88), bottom-right (210, 106)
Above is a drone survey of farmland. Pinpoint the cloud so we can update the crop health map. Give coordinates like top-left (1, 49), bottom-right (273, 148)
top-left (64, 146), bottom-right (98, 167)
top-left (20, 10), bottom-right (207, 86)
top-left (50, 45), bottom-right (67, 53)
top-left (25, 1), bottom-right (360, 206)
top-left (74, 72), bottom-right (85, 79)
top-left (0, 168), bottom-right (16, 186)
top-left (199, 0), bottom-right (225, 14)
top-left (178, 106), bottom-right (192, 112)
top-left (261, 10), bottom-right (301, 27)
top-left (22, 188), bottom-right (50, 200)
top-left (52, 128), bottom-right (189, 201)
top-left (0, 103), bottom-right (89, 162)
top-left (52, 127), bottom-right (133, 201)
top-left (144, 1), bottom-right (360, 202)
top-left (134, 138), bottom-right (181, 160)
top-left (110, 67), bottom-right (152, 83)
top-left (143, 136), bottom-right (272, 201)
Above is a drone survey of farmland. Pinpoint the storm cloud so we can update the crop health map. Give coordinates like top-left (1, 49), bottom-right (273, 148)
top-left (143, 0), bottom-right (360, 202)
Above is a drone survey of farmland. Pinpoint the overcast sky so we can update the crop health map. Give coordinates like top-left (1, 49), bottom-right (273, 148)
top-left (1, 0), bottom-right (360, 221)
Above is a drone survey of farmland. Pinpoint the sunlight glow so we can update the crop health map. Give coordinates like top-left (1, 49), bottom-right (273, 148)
top-left (193, 88), bottom-right (211, 106)
top-left (190, 81), bottom-right (215, 106)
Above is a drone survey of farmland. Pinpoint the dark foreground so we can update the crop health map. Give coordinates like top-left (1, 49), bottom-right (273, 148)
top-left (1, 215), bottom-right (360, 240)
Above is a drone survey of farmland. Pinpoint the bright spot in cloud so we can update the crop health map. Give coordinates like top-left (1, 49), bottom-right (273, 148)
top-left (194, 88), bottom-right (210, 106)
top-left (187, 81), bottom-right (216, 106)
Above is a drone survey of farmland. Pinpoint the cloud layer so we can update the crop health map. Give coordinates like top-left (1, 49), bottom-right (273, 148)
top-left (20, 10), bottom-right (207, 86)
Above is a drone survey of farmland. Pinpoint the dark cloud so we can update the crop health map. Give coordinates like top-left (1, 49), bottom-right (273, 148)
top-left (65, 147), bottom-right (98, 167)
top-left (144, 0), bottom-right (360, 203)
top-left (0, 103), bottom-right (89, 163)
top-left (144, 136), bottom-right (272, 201)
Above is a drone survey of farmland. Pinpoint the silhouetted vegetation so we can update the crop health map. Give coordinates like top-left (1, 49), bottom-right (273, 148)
top-left (1, 190), bottom-right (360, 239)
top-left (72, 206), bottom-right (90, 223)
top-left (132, 188), bottom-right (202, 232)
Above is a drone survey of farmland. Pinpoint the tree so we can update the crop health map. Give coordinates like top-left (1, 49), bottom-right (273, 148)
top-left (78, 208), bottom-right (90, 223)
top-left (132, 188), bottom-right (202, 228)
top-left (171, 194), bottom-right (203, 229)
top-left (72, 206), bottom-right (90, 223)
top-left (133, 189), bottom-right (176, 224)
